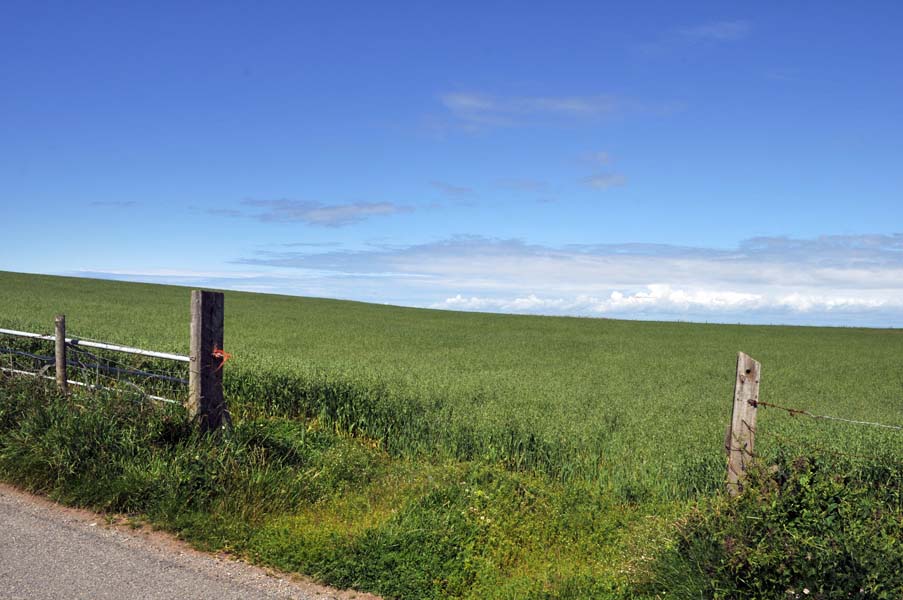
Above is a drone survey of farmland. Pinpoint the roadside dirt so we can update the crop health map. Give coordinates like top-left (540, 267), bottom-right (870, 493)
top-left (0, 481), bottom-right (382, 600)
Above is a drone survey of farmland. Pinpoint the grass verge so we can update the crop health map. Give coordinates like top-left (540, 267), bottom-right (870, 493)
top-left (0, 375), bottom-right (682, 599)
top-left (3, 375), bottom-right (901, 598)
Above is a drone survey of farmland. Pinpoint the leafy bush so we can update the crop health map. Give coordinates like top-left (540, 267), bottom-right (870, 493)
top-left (656, 454), bottom-right (903, 599)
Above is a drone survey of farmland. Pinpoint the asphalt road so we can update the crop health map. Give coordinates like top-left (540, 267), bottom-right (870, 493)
top-left (0, 483), bottom-right (377, 600)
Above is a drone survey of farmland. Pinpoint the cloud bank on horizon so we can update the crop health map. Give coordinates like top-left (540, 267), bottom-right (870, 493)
top-left (77, 233), bottom-right (903, 328)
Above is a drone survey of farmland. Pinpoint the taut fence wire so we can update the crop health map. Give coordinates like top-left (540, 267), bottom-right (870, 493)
top-left (723, 352), bottom-right (901, 493)
top-left (750, 399), bottom-right (903, 432)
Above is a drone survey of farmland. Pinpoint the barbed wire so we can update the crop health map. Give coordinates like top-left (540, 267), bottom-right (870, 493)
top-left (750, 399), bottom-right (903, 432)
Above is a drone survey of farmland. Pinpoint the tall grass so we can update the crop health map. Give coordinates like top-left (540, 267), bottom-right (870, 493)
top-left (2, 270), bottom-right (901, 502)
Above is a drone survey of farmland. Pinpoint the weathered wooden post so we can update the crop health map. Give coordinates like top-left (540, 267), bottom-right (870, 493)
top-left (188, 290), bottom-right (229, 432)
top-left (726, 351), bottom-right (760, 496)
top-left (54, 315), bottom-right (68, 394)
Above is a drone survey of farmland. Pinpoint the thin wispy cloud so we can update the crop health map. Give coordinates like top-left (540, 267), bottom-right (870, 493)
top-left (247, 200), bottom-right (412, 227)
top-left (679, 20), bottom-right (751, 42)
top-left (207, 199), bottom-right (414, 227)
top-left (430, 180), bottom-right (475, 197)
top-left (579, 151), bottom-right (624, 190)
top-left (72, 268), bottom-right (319, 298)
top-left (635, 19), bottom-right (752, 57)
top-left (495, 178), bottom-right (549, 192)
top-left (581, 151), bottom-right (612, 166)
top-left (440, 92), bottom-right (621, 127)
top-left (280, 241), bottom-right (343, 248)
top-left (206, 208), bottom-right (243, 217)
top-left (89, 201), bottom-right (139, 208)
top-left (764, 67), bottom-right (798, 82)
top-left (583, 173), bottom-right (627, 190)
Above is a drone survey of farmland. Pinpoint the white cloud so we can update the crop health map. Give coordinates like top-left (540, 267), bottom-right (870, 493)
top-left (432, 285), bottom-right (898, 318)
top-left (234, 234), bottom-right (903, 326)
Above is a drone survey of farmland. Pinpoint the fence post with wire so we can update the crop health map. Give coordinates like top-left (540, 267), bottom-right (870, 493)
top-left (723, 350), bottom-right (903, 495)
top-left (725, 351), bottom-right (760, 496)
top-left (54, 314), bottom-right (68, 395)
top-left (0, 289), bottom-right (230, 434)
top-left (188, 290), bottom-right (230, 433)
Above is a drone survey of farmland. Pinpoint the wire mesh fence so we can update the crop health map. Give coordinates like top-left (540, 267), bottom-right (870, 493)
top-left (0, 329), bottom-right (188, 405)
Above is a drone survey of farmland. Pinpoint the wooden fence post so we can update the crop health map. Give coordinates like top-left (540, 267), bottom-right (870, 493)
top-left (54, 315), bottom-right (68, 394)
top-left (726, 351), bottom-right (760, 496)
top-left (188, 290), bottom-right (229, 432)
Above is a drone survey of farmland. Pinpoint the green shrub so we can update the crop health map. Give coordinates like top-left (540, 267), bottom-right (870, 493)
top-left (656, 454), bottom-right (903, 599)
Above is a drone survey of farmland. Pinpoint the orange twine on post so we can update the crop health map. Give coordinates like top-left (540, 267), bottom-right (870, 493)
top-left (212, 346), bottom-right (232, 372)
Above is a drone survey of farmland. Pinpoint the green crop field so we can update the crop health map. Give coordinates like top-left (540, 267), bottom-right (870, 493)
top-left (1, 269), bottom-right (902, 598)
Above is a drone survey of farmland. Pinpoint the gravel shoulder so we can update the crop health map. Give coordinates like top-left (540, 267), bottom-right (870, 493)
top-left (0, 482), bottom-right (381, 600)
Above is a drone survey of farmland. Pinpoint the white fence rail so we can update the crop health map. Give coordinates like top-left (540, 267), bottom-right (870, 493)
top-left (0, 327), bottom-right (189, 362)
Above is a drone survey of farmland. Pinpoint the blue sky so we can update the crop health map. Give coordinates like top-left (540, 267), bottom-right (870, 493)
top-left (2, 2), bottom-right (902, 326)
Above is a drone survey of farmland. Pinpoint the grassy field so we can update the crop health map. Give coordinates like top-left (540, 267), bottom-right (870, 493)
top-left (1, 270), bottom-right (902, 598)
